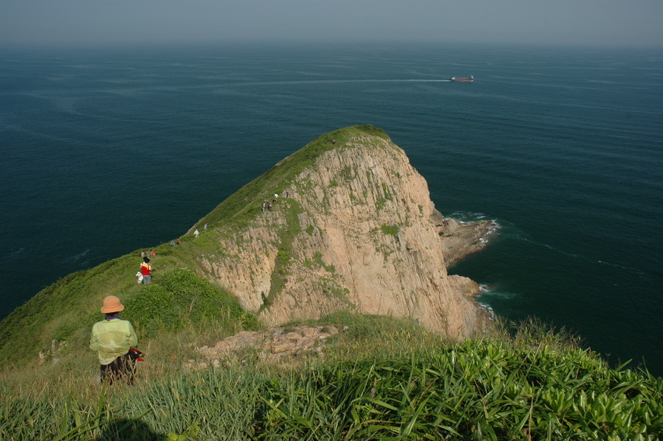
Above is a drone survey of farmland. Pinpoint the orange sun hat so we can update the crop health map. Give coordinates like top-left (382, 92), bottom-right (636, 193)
top-left (100, 295), bottom-right (125, 314)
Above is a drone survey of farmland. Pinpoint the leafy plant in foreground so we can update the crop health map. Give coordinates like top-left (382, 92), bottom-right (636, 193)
top-left (255, 340), bottom-right (663, 440)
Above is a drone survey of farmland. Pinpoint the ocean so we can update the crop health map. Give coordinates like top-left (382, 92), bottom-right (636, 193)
top-left (1, 42), bottom-right (662, 375)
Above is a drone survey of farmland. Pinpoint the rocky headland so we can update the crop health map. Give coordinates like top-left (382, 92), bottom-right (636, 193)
top-left (194, 126), bottom-right (496, 339)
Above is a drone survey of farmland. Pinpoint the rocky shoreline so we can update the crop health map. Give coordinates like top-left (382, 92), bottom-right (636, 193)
top-left (432, 209), bottom-right (498, 268)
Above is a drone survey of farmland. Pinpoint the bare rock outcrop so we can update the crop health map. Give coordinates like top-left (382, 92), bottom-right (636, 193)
top-left (433, 212), bottom-right (498, 266)
top-left (196, 129), bottom-right (494, 339)
top-left (188, 325), bottom-right (342, 369)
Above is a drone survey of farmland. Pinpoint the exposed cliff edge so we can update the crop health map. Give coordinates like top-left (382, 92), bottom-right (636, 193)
top-left (193, 125), bottom-right (494, 338)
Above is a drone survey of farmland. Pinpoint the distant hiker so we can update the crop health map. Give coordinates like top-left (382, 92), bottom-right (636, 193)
top-left (140, 251), bottom-right (145, 258)
top-left (140, 257), bottom-right (153, 284)
top-left (176, 238), bottom-right (181, 245)
top-left (135, 272), bottom-right (143, 284)
top-left (194, 229), bottom-right (200, 238)
top-left (284, 190), bottom-right (289, 198)
top-left (90, 296), bottom-right (139, 385)
top-left (273, 193), bottom-right (278, 202)
top-left (267, 201), bottom-right (272, 211)
top-left (204, 223), bottom-right (208, 231)
top-left (170, 241), bottom-right (175, 247)
top-left (261, 201), bottom-right (266, 212)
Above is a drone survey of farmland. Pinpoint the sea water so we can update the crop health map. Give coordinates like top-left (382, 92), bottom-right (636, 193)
top-left (1, 42), bottom-right (662, 375)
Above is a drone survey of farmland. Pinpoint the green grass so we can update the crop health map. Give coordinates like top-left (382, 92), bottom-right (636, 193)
top-left (1, 316), bottom-right (661, 440)
top-left (0, 251), bottom-right (258, 366)
top-left (256, 341), bottom-right (662, 440)
top-left (381, 225), bottom-right (399, 236)
top-left (122, 269), bottom-right (260, 338)
top-left (262, 199), bottom-right (305, 312)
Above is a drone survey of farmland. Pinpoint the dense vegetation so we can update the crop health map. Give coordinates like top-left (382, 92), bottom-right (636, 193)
top-left (1, 315), bottom-right (661, 440)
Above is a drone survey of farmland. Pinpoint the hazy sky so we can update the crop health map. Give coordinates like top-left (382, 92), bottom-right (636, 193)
top-left (1, 0), bottom-right (662, 48)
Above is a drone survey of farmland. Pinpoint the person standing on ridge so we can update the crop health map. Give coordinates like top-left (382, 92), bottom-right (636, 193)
top-left (90, 296), bottom-right (138, 385)
top-left (194, 229), bottom-right (200, 238)
top-left (140, 257), bottom-right (153, 284)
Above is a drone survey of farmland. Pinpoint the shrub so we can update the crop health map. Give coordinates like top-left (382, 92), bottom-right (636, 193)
top-left (381, 224), bottom-right (399, 236)
top-left (123, 269), bottom-right (253, 337)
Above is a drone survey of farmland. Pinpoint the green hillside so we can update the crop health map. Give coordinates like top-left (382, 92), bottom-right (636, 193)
top-left (1, 316), bottom-right (661, 440)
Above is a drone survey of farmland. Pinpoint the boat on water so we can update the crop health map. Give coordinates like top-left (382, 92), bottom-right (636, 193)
top-left (450, 76), bottom-right (474, 82)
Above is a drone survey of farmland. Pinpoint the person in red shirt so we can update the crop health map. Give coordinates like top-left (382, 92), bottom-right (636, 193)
top-left (140, 257), bottom-right (153, 284)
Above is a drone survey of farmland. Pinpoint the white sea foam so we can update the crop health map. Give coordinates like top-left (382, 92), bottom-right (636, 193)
top-left (228, 79), bottom-right (452, 88)
top-left (68, 249), bottom-right (89, 262)
top-left (476, 287), bottom-right (519, 301)
top-left (520, 237), bottom-right (645, 277)
top-left (8, 247), bottom-right (25, 257)
top-left (476, 301), bottom-right (495, 320)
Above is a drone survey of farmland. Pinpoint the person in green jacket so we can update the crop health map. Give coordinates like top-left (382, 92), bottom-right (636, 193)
top-left (90, 296), bottom-right (138, 385)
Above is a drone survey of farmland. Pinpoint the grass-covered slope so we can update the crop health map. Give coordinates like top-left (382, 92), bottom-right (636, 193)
top-left (195, 124), bottom-right (389, 232)
top-left (1, 316), bottom-right (661, 440)
top-left (255, 343), bottom-right (663, 440)
top-left (0, 125), bottom-right (389, 367)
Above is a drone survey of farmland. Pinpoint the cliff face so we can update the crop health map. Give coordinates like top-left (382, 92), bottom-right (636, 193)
top-left (197, 129), bottom-right (492, 338)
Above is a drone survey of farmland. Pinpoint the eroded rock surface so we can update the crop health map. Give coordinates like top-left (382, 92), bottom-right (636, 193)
top-left (196, 132), bottom-right (495, 338)
top-left (187, 325), bottom-right (342, 370)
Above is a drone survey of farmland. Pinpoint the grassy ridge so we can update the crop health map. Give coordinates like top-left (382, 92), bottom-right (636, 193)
top-left (195, 124), bottom-right (389, 231)
top-left (1, 316), bottom-right (661, 440)
top-left (0, 242), bottom-right (258, 366)
top-left (0, 255), bottom-right (141, 364)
